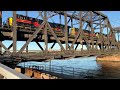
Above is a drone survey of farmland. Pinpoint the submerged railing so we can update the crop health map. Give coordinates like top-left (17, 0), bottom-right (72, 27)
top-left (18, 62), bottom-right (100, 79)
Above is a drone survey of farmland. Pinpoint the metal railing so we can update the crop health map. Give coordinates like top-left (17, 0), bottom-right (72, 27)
top-left (18, 62), bottom-right (100, 79)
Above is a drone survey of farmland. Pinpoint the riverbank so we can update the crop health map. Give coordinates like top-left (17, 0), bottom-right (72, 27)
top-left (96, 53), bottom-right (120, 61)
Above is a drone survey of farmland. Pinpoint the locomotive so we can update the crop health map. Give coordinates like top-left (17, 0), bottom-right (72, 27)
top-left (3, 14), bottom-right (71, 36)
top-left (70, 27), bottom-right (96, 38)
top-left (5, 14), bottom-right (44, 29)
top-left (69, 27), bottom-right (112, 39)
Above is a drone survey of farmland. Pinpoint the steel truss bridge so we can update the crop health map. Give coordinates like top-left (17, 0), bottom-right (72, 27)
top-left (0, 11), bottom-right (120, 67)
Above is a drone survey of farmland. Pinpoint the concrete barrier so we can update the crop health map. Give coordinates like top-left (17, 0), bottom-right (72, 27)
top-left (0, 63), bottom-right (31, 79)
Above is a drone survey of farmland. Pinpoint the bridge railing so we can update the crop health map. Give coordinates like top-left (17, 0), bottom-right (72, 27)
top-left (18, 62), bottom-right (100, 79)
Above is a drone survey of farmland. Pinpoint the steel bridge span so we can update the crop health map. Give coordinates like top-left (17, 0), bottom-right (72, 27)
top-left (0, 11), bottom-right (119, 67)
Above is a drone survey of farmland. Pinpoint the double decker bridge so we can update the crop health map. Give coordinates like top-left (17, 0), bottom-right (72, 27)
top-left (0, 11), bottom-right (120, 68)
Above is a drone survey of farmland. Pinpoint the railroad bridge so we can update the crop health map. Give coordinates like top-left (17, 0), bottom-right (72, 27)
top-left (0, 11), bottom-right (119, 68)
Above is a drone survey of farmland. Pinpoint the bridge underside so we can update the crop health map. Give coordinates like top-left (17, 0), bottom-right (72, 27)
top-left (0, 11), bottom-right (120, 65)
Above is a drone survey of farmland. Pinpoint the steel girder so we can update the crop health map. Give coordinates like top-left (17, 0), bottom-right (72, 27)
top-left (0, 11), bottom-right (119, 57)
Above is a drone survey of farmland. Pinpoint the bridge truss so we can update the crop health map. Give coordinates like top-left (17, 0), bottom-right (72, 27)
top-left (0, 11), bottom-right (119, 63)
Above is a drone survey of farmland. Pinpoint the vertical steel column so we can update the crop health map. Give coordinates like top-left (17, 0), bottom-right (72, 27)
top-left (99, 15), bottom-right (103, 51)
top-left (13, 11), bottom-right (17, 54)
top-left (26, 11), bottom-right (28, 53)
top-left (59, 15), bottom-right (62, 51)
top-left (117, 32), bottom-right (120, 49)
top-left (44, 11), bottom-right (48, 54)
top-left (64, 11), bottom-right (68, 51)
top-left (107, 25), bottom-right (109, 50)
top-left (71, 17), bottom-right (73, 40)
top-left (90, 11), bottom-right (94, 49)
top-left (79, 11), bottom-right (83, 51)
top-left (88, 24), bottom-right (91, 51)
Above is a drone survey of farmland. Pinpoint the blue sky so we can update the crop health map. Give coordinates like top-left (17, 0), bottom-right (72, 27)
top-left (1, 11), bottom-right (120, 51)
top-left (101, 11), bottom-right (120, 28)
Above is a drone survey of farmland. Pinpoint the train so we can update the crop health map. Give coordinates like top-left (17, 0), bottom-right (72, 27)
top-left (70, 27), bottom-right (112, 39)
top-left (2, 14), bottom-right (112, 39)
top-left (3, 14), bottom-right (71, 31)
top-left (70, 27), bottom-right (96, 37)
top-left (2, 14), bottom-right (72, 36)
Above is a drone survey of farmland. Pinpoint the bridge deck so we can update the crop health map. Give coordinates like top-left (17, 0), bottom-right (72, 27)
top-left (0, 27), bottom-right (107, 44)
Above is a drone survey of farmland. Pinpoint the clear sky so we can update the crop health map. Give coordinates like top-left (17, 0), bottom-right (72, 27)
top-left (1, 11), bottom-right (120, 51)
top-left (101, 11), bottom-right (120, 28)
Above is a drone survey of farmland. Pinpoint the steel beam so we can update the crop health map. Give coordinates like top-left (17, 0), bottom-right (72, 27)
top-left (64, 11), bottom-right (68, 50)
top-left (38, 11), bottom-right (65, 51)
top-left (95, 15), bottom-right (104, 50)
top-left (47, 22), bottom-right (65, 51)
top-left (93, 11), bottom-right (107, 18)
top-left (3, 43), bottom-right (13, 55)
top-left (44, 11), bottom-right (48, 54)
top-left (107, 24), bottom-right (110, 50)
top-left (13, 11), bottom-right (17, 54)
top-left (17, 21), bottom-right (46, 55)
top-left (75, 44), bottom-right (79, 50)
top-left (100, 15), bottom-right (104, 51)
top-left (50, 42), bottom-right (56, 49)
top-left (53, 11), bottom-right (90, 24)
top-left (26, 11), bottom-right (28, 53)
top-left (36, 41), bottom-right (44, 51)
top-left (0, 41), bottom-right (11, 54)
top-left (69, 11), bottom-right (82, 50)
top-left (90, 11), bottom-right (94, 49)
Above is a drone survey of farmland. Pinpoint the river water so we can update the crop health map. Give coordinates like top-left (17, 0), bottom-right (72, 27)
top-left (18, 56), bottom-right (120, 79)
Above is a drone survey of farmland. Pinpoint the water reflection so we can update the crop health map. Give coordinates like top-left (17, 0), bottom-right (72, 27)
top-left (96, 61), bottom-right (120, 79)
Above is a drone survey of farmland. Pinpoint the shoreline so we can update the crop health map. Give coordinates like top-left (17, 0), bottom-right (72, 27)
top-left (96, 53), bottom-right (120, 61)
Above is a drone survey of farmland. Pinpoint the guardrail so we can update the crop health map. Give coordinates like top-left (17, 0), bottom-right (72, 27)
top-left (0, 63), bottom-right (31, 79)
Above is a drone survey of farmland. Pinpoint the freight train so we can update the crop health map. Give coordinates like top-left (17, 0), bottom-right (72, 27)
top-left (1, 14), bottom-right (112, 39)
top-left (69, 27), bottom-right (112, 39)
top-left (2, 14), bottom-right (72, 36)
top-left (70, 27), bottom-right (96, 38)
